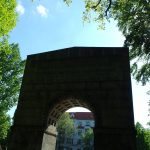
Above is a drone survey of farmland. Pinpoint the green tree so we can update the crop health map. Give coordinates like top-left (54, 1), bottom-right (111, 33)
top-left (0, 43), bottom-right (25, 112)
top-left (56, 112), bottom-right (75, 136)
top-left (147, 90), bottom-right (150, 117)
top-left (0, 43), bottom-right (25, 147)
top-left (112, 0), bottom-right (150, 86)
top-left (82, 128), bottom-right (94, 150)
top-left (64, 0), bottom-right (150, 85)
top-left (136, 122), bottom-right (150, 150)
top-left (0, 0), bottom-right (22, 148)
top-left (0, 111), bottom-right (11, 149)
top-left (0, 0), bottom-right (17, 39)
top-left (0, 111), bottom-right (10, 142)
top-left (56, 112), bottom-right (75, 149)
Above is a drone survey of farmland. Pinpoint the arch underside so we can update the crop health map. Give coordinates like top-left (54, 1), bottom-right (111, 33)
top-left (48, 98), bottom-right (92, 126)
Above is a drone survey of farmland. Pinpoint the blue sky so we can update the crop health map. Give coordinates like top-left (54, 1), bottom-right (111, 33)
top-left (9, 0), bottom-right (150, 127)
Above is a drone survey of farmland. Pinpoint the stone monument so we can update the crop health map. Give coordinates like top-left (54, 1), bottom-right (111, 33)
top-left (8, 47), bottom-right (136, 150)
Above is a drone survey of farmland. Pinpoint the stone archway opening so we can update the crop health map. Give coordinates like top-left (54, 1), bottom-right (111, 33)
top-left (41, 98), bottom-right (95, 150)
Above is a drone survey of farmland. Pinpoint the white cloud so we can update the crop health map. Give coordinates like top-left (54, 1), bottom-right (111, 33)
top-left (36, 5), bottom-right (48, 17)
top-left (16, 3), bottom-right (25, 15)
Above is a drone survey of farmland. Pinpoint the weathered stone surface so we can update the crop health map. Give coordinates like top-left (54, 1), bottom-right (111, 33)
top-left (8, 47), bottom-right (136, 150)
top-left (41, 125), bottom-right (57, 150)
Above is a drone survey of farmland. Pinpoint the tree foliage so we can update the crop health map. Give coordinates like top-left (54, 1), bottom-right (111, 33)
top-left (0, 111), bottom-right (11, 149)
top-left (0, 0), bottom-right (22, 147)
top-left (0, 43), bottom-right (25, 112)
top-left (0, 43), bottom-right (25, 146)
top-left (0, 111), bottom-right (10, 141)
top-left (56, 112), bottom-right (75, 136)
top-left (64, 0), bottom-right (150, 85)
top-left (136, 122), bottom-right (150, 150)
top-left (82, 128), bottom-right (94, 150)
top-left (147, 90), bottom-right (150, 117)
top-left (112, 0), bottom-right (150, 85)
top-left (0, 0), bottom-right (17, 39)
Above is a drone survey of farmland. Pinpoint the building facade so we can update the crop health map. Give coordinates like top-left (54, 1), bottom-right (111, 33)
top-left (56, 112), bottom-right (94, 150)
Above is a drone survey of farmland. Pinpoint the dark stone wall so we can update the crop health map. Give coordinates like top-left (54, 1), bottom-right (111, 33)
top-left (8, 47), bottom-right (136, 150)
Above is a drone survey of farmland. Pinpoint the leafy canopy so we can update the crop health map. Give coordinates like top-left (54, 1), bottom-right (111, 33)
top-left (112, 0), bottom-right (150, 85)
top-left (0, 43), bottom-right (24, 146)
top-left (0, 43), bottom-right (25, 112)
top-left (0, 0), bottom-right (17, 38)
top-left (136, 122), bottom-right (150, 150)
top-left (82, 128), bottom-right (94, 144)
top-left (0, 0), bottom-right (22, 146)
top-left (56, 112), bottom-right (75, 136)
top-left (0, 111), bottom-right (11, 141)
top-left (82, 128), bottom-right (94, 150)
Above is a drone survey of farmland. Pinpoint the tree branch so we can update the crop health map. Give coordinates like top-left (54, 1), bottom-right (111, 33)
top-left (105, 0), bottom-right (112, 16)
top-left (92, 0), bottom-right (112, 16)
top-left (92, 0), bottom-right (101, 9)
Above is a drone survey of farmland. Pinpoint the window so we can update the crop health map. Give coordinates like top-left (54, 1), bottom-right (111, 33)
top-left (78, 121), bottom-right (82, 126)
top-left (86, 121), bottom-right (90, 126)
top-left (85, 128), bottom-right (88, 132)
top-left (66, 138), bottom-right (73, 144)
top-left (77, 139), bottom-right (81, 145)
top-left (78, 130), bottom-right (82, 136)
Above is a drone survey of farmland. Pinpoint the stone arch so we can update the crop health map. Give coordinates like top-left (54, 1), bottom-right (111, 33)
top-left (47, 96), bottom-right (95, 126)
top-left (41, 96), bottom-right (96, 150)
top-left (8, 47), bottom-right (136, 150)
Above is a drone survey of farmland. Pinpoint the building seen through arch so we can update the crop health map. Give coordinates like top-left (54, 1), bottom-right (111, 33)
top-left (55, 111), bottom-right (95, 150)
top-left (41, 98), bottom-right (95, 150)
